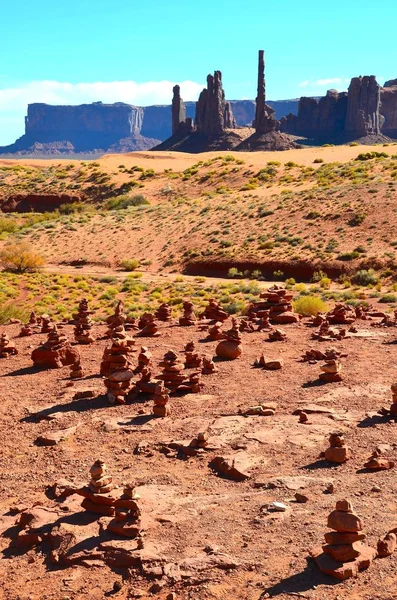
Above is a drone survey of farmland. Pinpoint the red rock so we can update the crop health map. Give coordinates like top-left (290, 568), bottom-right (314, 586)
top-left (377, 532), bottom-right (397, 557)
top-left (327, 510), bottom-right (362, 533)
top-left (324, 531), bottom-right (366, 545)
top-left (311, 543), bottom-right (376, 580)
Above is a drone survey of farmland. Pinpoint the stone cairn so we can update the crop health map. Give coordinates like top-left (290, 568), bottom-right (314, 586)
top-left (104, 363), bottom-right (135, 405)
top-left (106, 300), bottom-right (126, 337)
top-left (268, 328), bottom-right (287, 342)
top-left (41, 315), bottom-right (54, 334)
top-left (160, 349), bottom-right (185, 392)
top-left (303, 347), bottom-right (344, 363)
top-left (73, 298), bottom-right (94, 344)
top-left (312, 319), bottom-right (347, 341)
top-left (184, 341), bottom-right (202, 369)
top-left (249, 286), bottom-right (298, 324)
top-left (239, 318), bottom-right (256, 333)
top-left (319, 357), bottom-right (343, 382)
top-left (324, 432), bottom-right (350, 463)
top-left (152, 381), bottom-right (171, 417)
top-left (31, 326), bottom-right (79, 368)
top-left (155, 302), bottom-right (172, 322)
top-left (135, 346), bottom-right (152, 374)
top-left (100, 326), bottom-right (135, 378)
top-left (254, 354), bottom-right (283, 370)
top-left (201, 357), bottom-right (217, 377)
top-left (29, 311), bottom-right (37, 326)
top-left (19, 322), bottom-right (33, 337)
top-left (207, 321), bottom-right (224, 340)
top-left (108, 484), bottom-right (142, 538)
top-left (327, 303), bottom-right (356, 325)
top-left (70, 359), bottom-right (84, 379)
top-left (200, 299), bottom-right (228, 323)
top-left (80, 460), bottom-right (116, 516)
top-left (311, 500), bottom-right (376, 580)
top-left (389, 383), bottom-right (397, 417)
top-left (179, 301), bottom-right (197, 326)
top-left (134, 365), bottom-right (158, 395)
top-left (0, 333), bottom-right (18, 358)
top-left (216, 318), bottom-right (242, 360)
top-left (364, 446), bottom-right (395, 470)
top-left (137, 313), bottom-right (160, 337)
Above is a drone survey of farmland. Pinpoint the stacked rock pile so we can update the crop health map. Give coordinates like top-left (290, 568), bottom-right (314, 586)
top-left (268, 328), bottom-right (287, 342)
top-left (319, 358), bottom-right (343, 382)
top-left (108, 484), bottom-right (142, 538)
top-left (152, 381), bottom-right (171, 417)
top-left (249, 286), bottom-right (298, 324)
top-left (160, 349), bottom-right (185, 391)
top-left (327, 303), bottom-right (356, 325)
top-left (324, 432), bottom-right (350, 463)
top-left (207, 322), bottom-right (224, 340)
top-left (179, 301), bottom-right (196, 326)
top-left (73, 298), bottom-right (94, 344)
top-left (41, 315), bottom-right (54, 334)
top-left (0, 333), bottom-right (18, 358)
top-left (31, 326), bottom-right (79, 368)
top-left (106, 300), bottom-right (126, 337)
top-left (184, 341), bottom-right (202, 369)
top-left (138, 313), bottom-right (160, 337)
top-left (100, 327), bottom-right (134, 377)
top-left (216, 318), bottom-right (242, 360)
top-left (79, 460), bottom-right (116, 516)
top-left (70, 359), bottom-right (84, 379)
top-left (202, 355), bottom-right (218, 374)
top-left (155, 302), bottom-right (172, 321)
top-left (201, 299), bottom-right (228, 323)
top-left (18, 322), bottom-right (33, 337)
top-left (135, 346), bottom-right (152, 374)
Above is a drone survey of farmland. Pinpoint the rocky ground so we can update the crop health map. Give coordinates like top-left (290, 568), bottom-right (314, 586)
top-left (1, 310), bottom-right (397, 600)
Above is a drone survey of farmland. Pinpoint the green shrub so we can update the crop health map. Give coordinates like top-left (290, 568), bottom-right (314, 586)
top-left (227, 267), bottom-right (242, 278)
top-left (379, 294), bottom-right (397, 304)
top-left (105, 194), bottom-right (149, 210)
top-left (0, 217), bottom-right (19, 234)
top-left (293, 295), bottom-right (328, 316)
top-left (120, 258), bottom-right (140, 271)
top-left (348, 213), bottom-right (366, 227)
top-left (0, 242), bottom-right (44, 273)
top-left (0, 304), bottom-right (29, 324)
top-left (352, 269), bottom-right (379, 286)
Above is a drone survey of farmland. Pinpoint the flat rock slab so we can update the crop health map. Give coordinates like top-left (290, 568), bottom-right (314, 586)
top-left (257, 475), bottom-right (334, 491)
top-left (36, 426), bottom-right (78, 446)
top-left (311, 544), bottom-right (377, 580)
top-left (244, 415), bottom-right (335, 448)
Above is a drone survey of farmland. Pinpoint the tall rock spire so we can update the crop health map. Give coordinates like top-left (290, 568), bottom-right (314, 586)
top-left (253, 50), bottom-right (277, 134)
top-left (195, 71), bottom-right (235, 136)
top-left (345, 76), bottom-right (381, 137)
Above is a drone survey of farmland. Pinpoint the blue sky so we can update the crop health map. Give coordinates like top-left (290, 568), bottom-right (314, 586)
top-left (1, 0), bottom-right (396, 145)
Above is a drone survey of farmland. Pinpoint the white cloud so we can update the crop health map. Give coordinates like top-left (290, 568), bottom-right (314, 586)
top-left (0, 79), bottom-right (204, 146)
top-left (299, 77), bottom-right (350, 89)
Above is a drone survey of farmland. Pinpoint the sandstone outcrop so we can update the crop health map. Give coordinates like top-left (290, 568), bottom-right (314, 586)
top-left (172, 85), bottom-right (193, 137)
top-left (195, 71), bottom-right (236, 135)
top-left (345, 76), bottom-right (381, 138)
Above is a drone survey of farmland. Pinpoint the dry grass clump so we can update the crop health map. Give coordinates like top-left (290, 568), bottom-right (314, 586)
top-left (0, 242), bottom-right (44, 273)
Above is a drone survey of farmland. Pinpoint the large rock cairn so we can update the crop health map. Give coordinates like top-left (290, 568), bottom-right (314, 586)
top-left (200, 298), bottom-right (228, 323)
top-left (108, 484), bottom-right (142, 538)
top-left (249, 286), bottom-right (298, 324)
top-left (345, 76), bottom-right (381, 138)
top-left (152, 381), bottom-right (171, 417)
top-left (184, 341), bottom-right (202, 369)
top-left (0, 333), bottom-right (18, 358)
top-left (31, 326), bottom-right (79, 368)
top-left (137, 313), bottom-right (160, 337)
top-left (172, 85), bottom-right (193, 137)
top-left (311, 500), bottom-right (376, 580)
top-left (106, 300), bottom-right (126, 338)
top-left (160, 349), bottom-right (185, 392)
top-left (179, 301), bottom-right (197, 326)
top-left (155, 302), bottom-right (172, 322)
top-left (216, 318), bottom-right (242, 360)
top-left (195, 71), bottom-right (236, 136)
top-left (253, 50), bottom-right (278, 134)
top-left (100, 326), bottom-right (135, 377)
top-left (327, 303), bottom-right (356, 325)
top-left (73, 298), bottom-right (94, 344)
top-left (79, 460), bottom-right (116, 516)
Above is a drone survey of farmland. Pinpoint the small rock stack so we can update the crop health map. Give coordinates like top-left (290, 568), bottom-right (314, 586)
top-left (155, 302), bottom-right (172, 321)
top-left (179, 301), bottom-right (196, 326)
top-left (160, 349), bottom-right (185, 392)
top-left (31, 326), bottom-right (79, 368)
top-left (319, 358), bottom-right (343, 382)
top-left (364, 446), bottom-right (395, 470)
top-left (70, 359), bottom-right (84, 379)
top-left (327, 303), bottom-right (356, 325)
top-left (239, 318), bottom-right (256, 333)
top-left (201, 299), bottom-right (228, 322)
top-left (389, 383), bottom-right (397, 417)
top-left (104, 363), bottom-right (134, 405)
top-left (137, 313), bottom-right (160, 337)
top-left (106, 300), bottom-right (126, 337)
top-left (184, 341), bottom-right (202, 369)
top-left (100, 326), bottom-right (135, 377)
top-left (41, 315), bottom-right (54, 334)
top-left (135, 346), bottom-right (152, 374)
top-left (135, 365), bottom-right (158, 395)
top-left (73, 298), bottom-right (94, 344)
top-left (207, 321), bottom-right (224, 340)
top-left (311, 500), bottom-right (376, 580)
top-left (250, 286), bottom-right (298, 324)
top-left (19, 322), bottom-right (33, 337)
top-left (29, 311), bottom-right (37, 326)
top-left (80, 460), bottom-right (116, 516)
top-left (152, 381), bottom-right (171, 417)
top-left (216, 319), bottom-right (242, 360)
top-left (108, 484), bottom-right (142, 538)
top-left (0, 333), bottom-right (18, 358)
top-left (268, 328), bottom-right (287, 342)
top-left (202, 355), bottom-right (218, 374)
top-left (324, 432), bottom-right (350, 463)
top-left (313, 320), bottom-right (346, 341)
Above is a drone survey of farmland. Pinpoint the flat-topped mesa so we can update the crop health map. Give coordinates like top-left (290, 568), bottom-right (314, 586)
top-left (160, 349), bottom-right (186, 392)
top-left (137, 313), bottom-right (160, 337)
top-left (152, 381), bottom-right (171, 417)
top-left (172, 85), bottom-right (193, 137)
top-left (100, 327), bottom-right (134, 377)
top-left (184, 341), bottom-right (202, 369)
top-left (179, 301), bottom-right (197, 326)
top-left (108, 484), bottom-right (142, 538)
top-left (70, 358), bottom-right (84, 379)
top-left (31, 326), bottom-right (79, 368)
top-left (259, 285), bottom-right (299, 324)
top-left (200, 298), bottom-right (228, 322)
top-left (311, 500), bottom-right (376, 580)
top-left (345, 76), bottom-right (381, 138)
top-left (79, 460), bottom-right (117, 516)
top-left (154, 302), bottom-right (172, 322)
top-left (253, 50), bottom-right (278, 134)
top-left (327, 303), bottom-right (356, 325)
top-left (73, 298), bottom-right (94, 344)
top-left (202, 355), bottom-right (218, 374)
top-left (135, 346), bottom-right (152, 374)
top-left (0, 333), bottom-right (18, 358)
top-left (106, 300), bottom-right (126, 337)
top-left (195, 71), bottom-right (236, 136)
top-left (216, 318), bottom-right (242, 360)
top-left (324, 432), bottom-right (350, 463)
top-left (319, 357), bottom-right (343, 383)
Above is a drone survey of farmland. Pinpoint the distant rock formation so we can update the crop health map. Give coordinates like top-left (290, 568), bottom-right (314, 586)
top-left (380, 81), bottom-right (397, 138)
top-left (253, 50), bottom-right (278, 134)
top-left (281, 91), bottom-right (347, 139)
top-left (345, 76), bottom-right (381, 138)
top-left (171, 85), bottom-right (193, 136)
top-left (195, 71), bottom-right (236, 135)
